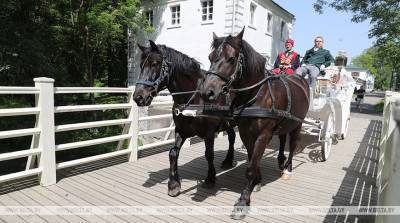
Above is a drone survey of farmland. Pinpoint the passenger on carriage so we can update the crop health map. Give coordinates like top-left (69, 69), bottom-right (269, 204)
top-left (296, 36), bottom-right (335, 89)
top-left (272, 38), bottom-right (300, 75)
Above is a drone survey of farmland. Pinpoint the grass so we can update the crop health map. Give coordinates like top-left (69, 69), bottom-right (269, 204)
top-left (375, 99), bottom-right (385, 113)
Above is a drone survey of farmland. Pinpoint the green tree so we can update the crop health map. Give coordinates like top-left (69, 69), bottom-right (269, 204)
top-left (313, 0), bottom-right (400, 45)
top-left (314, 0), bottom-right (400, 90)
top-left (0, 0), bottom-right (149, 87)
top-left (351, 47), bottom-right (392, 90)
top-left (0, 0), bottom-right (152, 173)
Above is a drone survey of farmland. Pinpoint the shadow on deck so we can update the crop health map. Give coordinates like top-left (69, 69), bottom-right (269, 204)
top-left (0, 119), bottom-right (381, 223)
top-left (323, 120), bottom-right (381, 223)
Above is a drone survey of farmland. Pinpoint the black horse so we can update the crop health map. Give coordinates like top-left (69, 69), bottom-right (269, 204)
top-left (133, 40), bottom-right (237, 197)
top-left (201, 29), bottom-right (310, 219)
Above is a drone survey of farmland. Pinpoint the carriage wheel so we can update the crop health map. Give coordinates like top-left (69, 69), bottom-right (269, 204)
top-left (340, 118), bottom-right (350, 140)
top-left (321, 113), bottom-right (334, 161)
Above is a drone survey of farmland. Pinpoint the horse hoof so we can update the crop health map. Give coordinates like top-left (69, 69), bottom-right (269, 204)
top-left (281, 170), bottom-right (292, 180)
top-left (230, 205), bottom-right (249, 220)
top-left (168, 187), bottom-right (181, 197)
top-left (221, 160), bottom-right (237, 170)
top-left (202, 178), bottom-right (216, 188)
top-left (253, 184), bottom-right (261, 192)
top-left (168, 181), bottom-right (181, 197)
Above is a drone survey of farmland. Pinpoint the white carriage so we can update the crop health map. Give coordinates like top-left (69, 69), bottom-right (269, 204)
top-left (303, 66), bottom-right (356, 161)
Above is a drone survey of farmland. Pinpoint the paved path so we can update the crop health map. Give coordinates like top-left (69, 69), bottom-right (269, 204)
top-left (0, 95), bottom-right (383, 223)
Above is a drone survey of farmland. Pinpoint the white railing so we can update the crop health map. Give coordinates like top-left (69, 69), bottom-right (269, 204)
top-left (376, 91), bottom-right (400, 223)
top-left (0, 77), bottom-right (175, 186)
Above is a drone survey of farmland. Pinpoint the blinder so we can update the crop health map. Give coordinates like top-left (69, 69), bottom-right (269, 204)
top-left (136, 53), bottom-right (171, 94)
top-left (206, 38), bottom-right (244, 95)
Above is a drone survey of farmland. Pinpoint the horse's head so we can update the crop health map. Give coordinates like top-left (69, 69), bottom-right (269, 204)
top-left (201, 28), bottom-right (245, 102)
top-left (133, 40), bottom-right (170, 106)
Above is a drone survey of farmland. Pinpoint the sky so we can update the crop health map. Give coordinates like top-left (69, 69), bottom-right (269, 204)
top-left (273, 0), bottom-right (375, 62)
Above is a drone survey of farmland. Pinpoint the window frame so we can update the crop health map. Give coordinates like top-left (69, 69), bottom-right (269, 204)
top-left (249, 2), bottom-right (257, 27)
top-left (145, 9), bottom-right (154, 27)
top-left (201, 0), bottom-right (213, 23)
top-left (266, 13), bottom-right (273, 35)
top-left (280, 21), bottom-right (286, 40)
top-left (170, 5), bottom-right (181, 27)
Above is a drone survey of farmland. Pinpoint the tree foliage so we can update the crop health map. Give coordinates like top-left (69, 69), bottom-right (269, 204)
top-left (0, 0), bottom-right (150, 173)
top-left (313, 0), bottom-right (400, 45)
top-left (314, 0), bottom-right (400, 90)
top-left (0, 0), bottom-right (148, 87)
top-left (351, 47), bottom-right (392, 90)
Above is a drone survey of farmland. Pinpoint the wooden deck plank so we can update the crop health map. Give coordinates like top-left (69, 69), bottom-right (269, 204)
top-left (18, 186), bottom-right (85, 223)
top-left (0, 193), bottom-right (47, 223)
top-left (58, 169), bottom-right (195, 223)
top-left (0, 118), bottom-right (379, 223)
top-left (111, 153), bottom-right (316, 223)
top-left (53, 176), bottom-right (155, 223)
top-left (127, 146), bottom-right (375, 208)
top-left (94, 161), bottom-right (284, 223)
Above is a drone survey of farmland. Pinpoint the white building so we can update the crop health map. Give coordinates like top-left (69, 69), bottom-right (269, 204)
top-left (346, 66), bottom-right (375, 92)
top-left (128, 0), bottom-right (295, 84)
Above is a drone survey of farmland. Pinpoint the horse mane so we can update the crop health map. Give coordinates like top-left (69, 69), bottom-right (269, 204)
top-left (157, 45), bottom-right (201, 77)
top-left (211, 36), bottom-right (266, 76)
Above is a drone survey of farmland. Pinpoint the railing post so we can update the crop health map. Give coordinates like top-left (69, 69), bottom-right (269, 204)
top-left (128, 86), bottom-right (139, 162)
top-left (34, 77), bottom-right (56, 186)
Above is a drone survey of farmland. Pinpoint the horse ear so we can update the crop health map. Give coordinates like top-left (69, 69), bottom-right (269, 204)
top-left (149, 40), bottom-right (160, 52)
top-left (235, 27), bottom-right (245, 41)
top-left (213, 32), bottom-right (218, 41)
top-left (137, 43), bottom-right (147, 52)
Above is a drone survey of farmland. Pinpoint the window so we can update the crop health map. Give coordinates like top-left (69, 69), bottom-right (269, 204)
top-left (250, 3), bottom-right (256, 25)
top-left (280, 21), bottom-right (286, 40)
top-left (146, 10), bottom-right (154, 27)
top-left (201, 0), bottom-right (213, 21)
top-left (266, 13), bottom-right (272, 33)
top-left (170, 5), bottom-right (180, 26)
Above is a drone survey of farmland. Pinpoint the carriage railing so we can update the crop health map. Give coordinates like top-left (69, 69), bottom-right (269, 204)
top-left (0, 77), bottom-right (175, 186)
top-left (376, 91), bottom-right (400, 223)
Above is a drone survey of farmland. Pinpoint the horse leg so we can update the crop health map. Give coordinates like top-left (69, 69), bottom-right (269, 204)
top-left (231, 130), bottom-right (272, 220)
top-left (221, 127), bottom-right (236, 169)
top-left (281, 124), bottom-right (302, 180)
top-left (203, 134), bottom-right (216, 187)
top-left (168, 131), bottom-right (186, 197)
top-left (278, 134), bottom-right (287, 170)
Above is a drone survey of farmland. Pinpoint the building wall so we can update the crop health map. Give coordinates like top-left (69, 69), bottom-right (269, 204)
top-left (131, 0), bottom-right (294, 84)
top-left (348, 69), bottom-right (375, 91)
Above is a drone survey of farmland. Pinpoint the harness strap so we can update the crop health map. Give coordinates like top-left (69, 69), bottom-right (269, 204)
top-left (136, 80), bottom-right (157, 87)
top-left (280, 77), bottom-right (292, 113)
top-left (267, 79), bottom-right (276, 111)
top-left (171, 90), bottom-right (199, 96)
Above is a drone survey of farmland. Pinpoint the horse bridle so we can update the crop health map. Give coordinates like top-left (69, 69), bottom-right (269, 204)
top-left (136, 52), bottom-right (171, 94)
top-left (206, 38), bottom-right (244, 94)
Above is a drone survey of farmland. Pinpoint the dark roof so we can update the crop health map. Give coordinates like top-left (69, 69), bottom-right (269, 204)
top-left (271, 0), bottom-right (295, 19)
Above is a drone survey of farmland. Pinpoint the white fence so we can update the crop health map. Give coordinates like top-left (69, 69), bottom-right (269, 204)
top-left (0, 77), bottom-right (175, 186)
top-left (376, 91), bottom-right (400, 223)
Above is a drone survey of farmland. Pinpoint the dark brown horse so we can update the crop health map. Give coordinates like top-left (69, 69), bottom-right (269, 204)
top-left (201, 29), bottom-right (310, 219)
top-left (133, 40), bottom-right (236, 197)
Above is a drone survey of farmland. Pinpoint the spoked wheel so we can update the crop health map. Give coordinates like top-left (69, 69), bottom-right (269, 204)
top-left (321, 113), bottom-right (334, 161)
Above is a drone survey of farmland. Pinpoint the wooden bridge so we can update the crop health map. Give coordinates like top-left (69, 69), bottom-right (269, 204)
top-left (0, 78), bottom-right (397, 223)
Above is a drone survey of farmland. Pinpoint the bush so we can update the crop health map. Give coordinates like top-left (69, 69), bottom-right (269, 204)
top-left (375, 99), bottom-right (384, 113)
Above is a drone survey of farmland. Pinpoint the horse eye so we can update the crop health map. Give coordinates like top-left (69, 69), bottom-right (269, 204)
top-left (228, 57), bottom-right (235, 64)
top-left (151, 62), bottom-right (158, 67)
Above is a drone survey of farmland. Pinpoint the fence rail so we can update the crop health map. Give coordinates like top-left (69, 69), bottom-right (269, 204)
top-left (376, 92), bottom-right (400, 223)
top-left (0, 77), bottom-right (175, 186)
